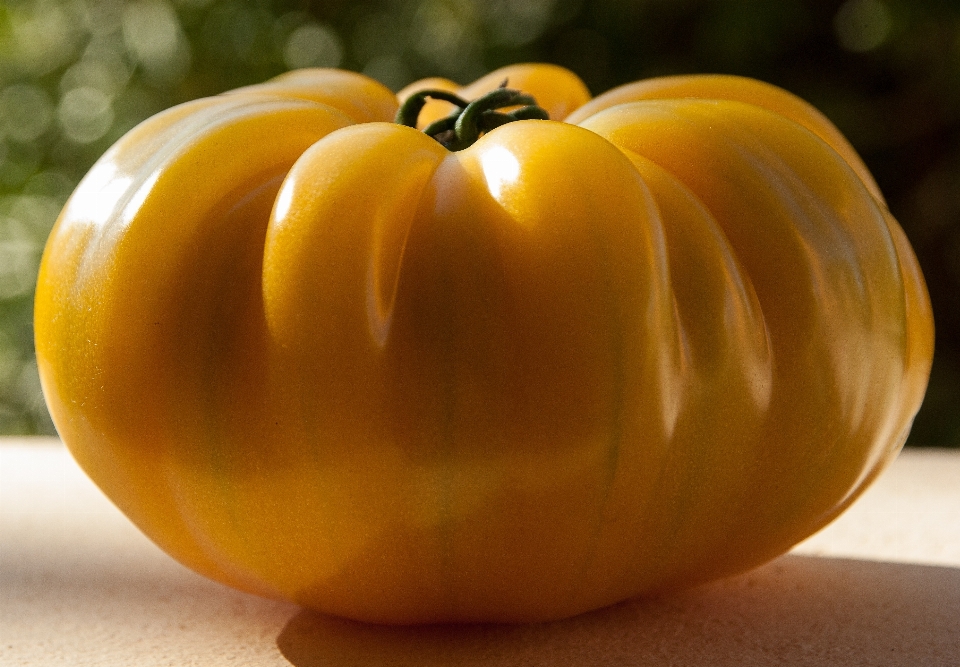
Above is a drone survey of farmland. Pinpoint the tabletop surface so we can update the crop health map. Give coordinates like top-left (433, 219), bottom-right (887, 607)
top-left (2, 438), bottom-right (959, 666)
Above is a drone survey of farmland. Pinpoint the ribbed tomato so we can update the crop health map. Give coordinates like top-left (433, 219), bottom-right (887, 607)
top-left (35, 64), bottom-right (932, 624)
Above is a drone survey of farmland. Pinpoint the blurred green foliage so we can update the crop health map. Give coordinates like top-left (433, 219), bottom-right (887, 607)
top-left (1, 0), bottom-right (958, 444)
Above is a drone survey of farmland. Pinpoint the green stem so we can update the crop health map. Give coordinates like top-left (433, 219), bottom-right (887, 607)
top-left (395, 90), bottom-right (469, 129)
top-left (394, 86), bottom-right (550, 151)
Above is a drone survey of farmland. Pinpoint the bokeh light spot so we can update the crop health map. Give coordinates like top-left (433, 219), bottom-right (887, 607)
top-left (835, 0), bottom-right (893, 53)
top-left (283, 23), bottom-right (344, 70)
top-left (0, 85), bottom-right (54, 143)
top-left (0, 216), bottom-right (41, 300)
top-left (58, 87), bottom-right (115, 144)
top-left (60, 55), bottom-right (130, 100)
top-left (485, 0), bottom-right (556, 47)
top-left (122, 0), bottom-right (191, 84)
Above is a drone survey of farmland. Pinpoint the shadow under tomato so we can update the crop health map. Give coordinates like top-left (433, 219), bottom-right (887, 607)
top-left (276, 554), bottom-right (960, 667)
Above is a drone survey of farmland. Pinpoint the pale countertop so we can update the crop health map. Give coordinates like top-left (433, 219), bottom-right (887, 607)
top-left (2, 438), bottom-right (958, 666)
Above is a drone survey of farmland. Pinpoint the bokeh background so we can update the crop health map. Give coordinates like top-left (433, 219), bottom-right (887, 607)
top-left (0, 0), bottom-right (957, 445)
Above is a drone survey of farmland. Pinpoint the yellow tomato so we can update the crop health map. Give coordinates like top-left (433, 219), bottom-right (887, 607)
top-left (35, 64), bottom-right (933, 624)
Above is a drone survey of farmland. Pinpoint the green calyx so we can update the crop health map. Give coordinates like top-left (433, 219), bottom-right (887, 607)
top-left (395, 82), bottom-right (549, 151)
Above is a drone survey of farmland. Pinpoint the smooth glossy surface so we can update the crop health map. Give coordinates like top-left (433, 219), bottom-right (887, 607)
top-left (35, 65), bottom-right (934, 624)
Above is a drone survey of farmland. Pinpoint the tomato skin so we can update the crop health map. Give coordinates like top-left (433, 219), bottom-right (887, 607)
top-left (564, 73), bottom-right (885, 202)
top-left (35, 65), bottom-right (933, 624)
